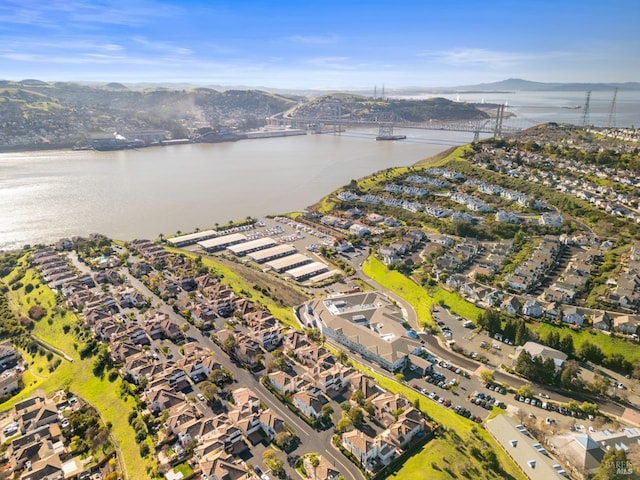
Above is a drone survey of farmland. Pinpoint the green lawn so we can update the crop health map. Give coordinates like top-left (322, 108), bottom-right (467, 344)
top-left (362, 256), bottom-right (482, 327)
top-left (532, 322), bottom-right (640, 364)
top-left (1, 265), bottom-right (156, 480)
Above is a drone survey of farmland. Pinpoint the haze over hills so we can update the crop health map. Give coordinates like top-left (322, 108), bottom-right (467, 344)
top-left (0, 79), bottom-right (490, 151)
top-left (447, 78), bottom-right (640, 92)
top-left (7, 77), bottom-right (637, 97)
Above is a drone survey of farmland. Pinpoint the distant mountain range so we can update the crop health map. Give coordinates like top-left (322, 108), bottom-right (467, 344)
top-left (446, 78), bottom-right (640, 92)
top-left (5, 77), bottom-right (637, 97)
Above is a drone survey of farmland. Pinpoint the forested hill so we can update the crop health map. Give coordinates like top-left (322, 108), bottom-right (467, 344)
top-left (292, 94), bottom-right (489, 122)
top-left (0, 80), bottom-right (489, 149)
top-left (0, 80), bottom-right (300, 146)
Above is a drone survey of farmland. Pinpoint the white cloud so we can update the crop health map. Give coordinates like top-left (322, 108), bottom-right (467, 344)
top-left (286, 34), bottom-right (340, 45)
top-left (132, 37), bottom-right (193, 56)
top-left (422, 48), bottom-right (570, 69)
top-left (302, 56), bottom-right (355, 70)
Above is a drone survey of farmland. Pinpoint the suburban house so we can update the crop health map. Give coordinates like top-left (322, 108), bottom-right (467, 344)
top-left (292, 389), bottom-right (324, 420)
top-left (341, 430), bottom-right (398, 471)
top-left (562, 306), bottom-right (586, 326)
top-left (513, 342), bottom-right (568, 370)
top-left (267, 371), bottom-right (299, 395)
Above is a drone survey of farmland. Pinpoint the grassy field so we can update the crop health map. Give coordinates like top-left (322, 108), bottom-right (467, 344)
top-left (1, 264), bottom-right (155, 480)
top-left (415, 145), bottom-right (471, 168)
top-left (346, 358), bottom-right (525, 480)
top-left (532, 322), bottom-right (640, 364)
top-left (362, 256), bottom-right (482, 327)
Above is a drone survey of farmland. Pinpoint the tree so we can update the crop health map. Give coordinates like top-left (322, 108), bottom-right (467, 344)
top-left (200, 381), bottom-right (218, 401)
top-left (209, 368), bottom-right (228, 386)
top-left (560, 360), bottom-right (581, 389)
top-left (274, 431), bottom-right (292, 450)
top-left (321, 404), bottom-right (334, 422)
top-left (516, 384), bottom-right (535, 398)
top-left (559, 335), bottom-right (575, 357)
top-left (578, 341), bottom-right (604, 364)
top-left (337, 350), bottom-right (349, 365)
top-left (222, 335), bottom-right (237, 355)
top-left (348, 408), bottom-right (365, 428)
top-left (545, 331), bottom-right (561, 350)
top-left (579, 401), bottom-right (599, 417)
top-left (395, 372), bottom-right (405, 382)
top-left (515, 321), bottom-right (529, 346)
top-left (335, 417), bottom-right (352, 433)
top-left (594, 446), bottom-right (630, 480)
top-left (351, 388), bottom-right (365, 406)
top-left (478, 309), bottom-right (502, 335)
top-left (515, 350), bottom-right (535, 379)
top-left (363, 399), bottom-right (375, 417)
top-left (480, 369), bottom-right (495, 385)
top-left (309, 453), bottom-right (320, 480)
top-left (262, 449), bottom-right (285, 477)
top-left (539, 357), bottom-right (558, 385)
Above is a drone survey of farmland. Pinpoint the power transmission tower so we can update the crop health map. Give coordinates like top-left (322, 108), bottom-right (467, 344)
top-left (581, 91), bottom-right (591, 127)
top-left (493, 104), bottom-right (505, 138)
top-left (607, 87), bottom-right (618, 128)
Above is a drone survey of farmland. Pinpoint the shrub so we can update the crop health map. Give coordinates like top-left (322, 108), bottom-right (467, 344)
top-left (139, 443), bottom-right (150, 457)
top-left (28, 305), bottom-right (47, 320)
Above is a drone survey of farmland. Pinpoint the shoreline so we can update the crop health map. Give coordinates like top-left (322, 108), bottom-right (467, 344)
top-left (0, 133), bottom-right (463, 251)
top-left (0, 143), bottom-right (75, 153)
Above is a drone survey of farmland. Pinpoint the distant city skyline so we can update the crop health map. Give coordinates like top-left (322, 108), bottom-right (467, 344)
top-left (0, 0), bottom-right (638, 89)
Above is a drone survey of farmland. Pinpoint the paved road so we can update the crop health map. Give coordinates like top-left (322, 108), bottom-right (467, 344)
top-left (115, 261), bottom-right (362, 480)
top-left (349, 251), bottom-right (632, 423)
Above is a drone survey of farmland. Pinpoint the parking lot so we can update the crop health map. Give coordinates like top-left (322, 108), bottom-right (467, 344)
top-left (431, 307), bottom-right (517, 367)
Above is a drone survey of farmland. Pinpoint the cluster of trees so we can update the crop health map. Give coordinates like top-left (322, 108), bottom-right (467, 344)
top-left (514, 350), bottom-right (558, 385)
top-left (68, 404), bottom-right (113, 456)
top-left (540, 330), bottom-right (575, 357)
top-left (336, 400), bottom-right (366, 434)
top-left (476, 309), bottom-right (530, 346)
top-left (541, 328), bottom-right (636, 376)
top-left (0, 251), bottom-right (22, 278)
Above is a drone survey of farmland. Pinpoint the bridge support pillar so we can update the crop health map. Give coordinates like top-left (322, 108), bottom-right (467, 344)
top-left (378, 123), bottom-right (394, 138)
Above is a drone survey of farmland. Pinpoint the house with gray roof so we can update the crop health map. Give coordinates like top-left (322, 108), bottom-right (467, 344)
top-left (306, 292), bottom-right (422, 372)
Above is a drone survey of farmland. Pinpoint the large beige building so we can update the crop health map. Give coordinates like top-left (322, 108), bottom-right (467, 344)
top-left (305, 292), bottom-right (422, 372)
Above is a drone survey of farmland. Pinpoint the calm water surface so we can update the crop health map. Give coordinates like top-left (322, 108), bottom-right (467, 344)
top-left (0, 131), bottom-right (471, 250)
top-left (2, 90), bottom-right (639, 250)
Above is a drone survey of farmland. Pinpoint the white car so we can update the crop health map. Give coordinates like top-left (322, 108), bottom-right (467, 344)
top-left (197, 393), bottom-right (205, 402)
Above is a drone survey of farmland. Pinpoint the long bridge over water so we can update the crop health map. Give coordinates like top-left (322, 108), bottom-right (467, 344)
top-left (277, 103), bottom-right (522, 141)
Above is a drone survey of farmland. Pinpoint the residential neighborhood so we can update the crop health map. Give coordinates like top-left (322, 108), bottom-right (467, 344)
top-left (3, 125), bottom-right (640, 480)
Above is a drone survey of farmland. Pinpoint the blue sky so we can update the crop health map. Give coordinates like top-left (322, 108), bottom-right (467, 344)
top-left (0, 0), bottom-right (638, 89)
